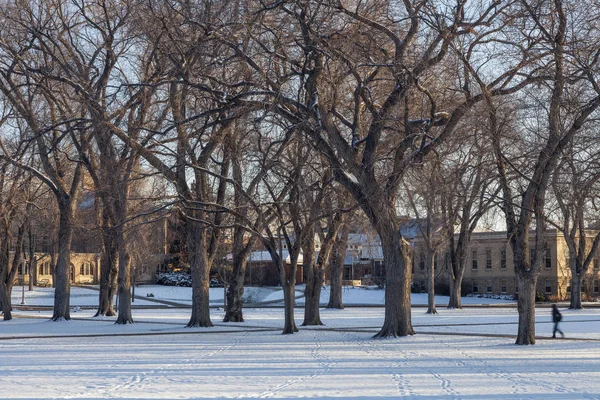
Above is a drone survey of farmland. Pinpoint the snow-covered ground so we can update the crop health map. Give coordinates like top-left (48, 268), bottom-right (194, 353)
top-left (2, 286), bottom-right (600, 399)
top-left (9, 284), bottom-right (518, 308)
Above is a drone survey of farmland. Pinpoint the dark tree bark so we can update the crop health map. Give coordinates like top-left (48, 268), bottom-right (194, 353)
top-left (186, 215), bottom-right (213, 328)
top-left (304, 211), bottom-right (343, 325)
top-left (425, 252), bottom-right (437, 315)
top-left (327, 224), bottom-right (348, 310)
top-left (52, 196), bottom-right (76, 321)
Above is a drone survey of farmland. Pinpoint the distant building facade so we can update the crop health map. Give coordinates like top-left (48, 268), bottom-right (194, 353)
top-left (412, 230), bottom-right (600, 300)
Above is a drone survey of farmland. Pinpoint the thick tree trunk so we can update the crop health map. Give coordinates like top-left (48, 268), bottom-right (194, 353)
top-left (447, 256), bottom-right (464, 309)
top-left (374, 233), bottom-right (415, 338)
top-left (187, 219), bottom-right (213, 328)
top-left (52, 200), bottom-right (74, 321)
top-left (569, 272), bottom-right (583, 309)
top-left (302, 234), bottom-right (323, 326)
top-left (327, 225), bottom-right (348, 309)
top-left (303, 260), bottom-right (324, 326)
top-left (447, 277), bottom-right (462, 309)
top-left (0, 281), bottom-right (10, 320)
top-left (224, 257), bottom-right (248, 322)
top-left (282, 280), bottom-right (298, 334)
top-left (516, 274), bottom-right (537, 345)
top-left (115, 227), bottom-right (133, 324)
top-left (426, 253), bottom-right (437, 315)
top-left (96, 226), bottom-right (117, 317)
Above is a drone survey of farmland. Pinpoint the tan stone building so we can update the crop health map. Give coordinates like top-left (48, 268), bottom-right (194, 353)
top-left (412, 230), bottom-right (600, 300)
top-left (15, 252), bottom-right (164, 286)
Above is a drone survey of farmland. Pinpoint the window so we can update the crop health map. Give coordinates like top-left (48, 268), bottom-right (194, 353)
top-left (472, 280), bottom-right (479, 293)
top-left (487, 281), bottom-right (493, 293)
top-left (500, 248), bottom-right (507, 270)
top-left (545, 280), bottom-right (552, 295)
top-left (530, 248), bottom-right (536, 266)
top-left (80, 264), bottom-right (85, 275)
top-left (486, 249), bottom-right (492, 270)
top-left (419, 253), bottom-right (425, 271)
top-left (594, 259), bottom-right (599, 270)
top-left (581, 280), bottom-right (586, 293)
top-left (567, 285), bottom-right (571, 293)
top-left (472, 250), bottom-right (478, 270)
top-left (594, 280), bottom-right (599, 294)
top-left (89, 264), bottom-right (94, 276)
top-left (39, 265), bottom-right (44, 276)
top-left (18, 263), bottom-right (23, 275)
top-left (501, 279), bottom-right (507, 294)
top-left (545, 248), bottom-right (552, 269)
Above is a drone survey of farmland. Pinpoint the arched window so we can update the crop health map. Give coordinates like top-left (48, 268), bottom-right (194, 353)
top-left (39, 264), bottom-right (44, 276)
top-left (89, 264), bottom-right (94, 276)
top-left (80, 264), bottom-right (85, 275)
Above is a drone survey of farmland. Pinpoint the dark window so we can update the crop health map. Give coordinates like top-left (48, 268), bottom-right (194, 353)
top-left (472, 250), bottom-right (478, 270)
top-left (39, 265), bottom-right (44, 276)
top-left (501, 279), bottom-right (507, 293)
top-left (472, 281), bottom-right (479, 293)
top-left (18, 263), bottom-right (23, 275)
top-left (530, 248), bottom-right (536, 266)
top-left (500, 248), bottom-right (507, 270)
top-left (486, 249), bottom-right (492, 270)
top-left (419, 253), bottom-right (425, 271)
top-left (80, 264), bottom-right (85, 275)
top-left (594, 280), bottom-right (599, 294)
top-left (545, 280), bottom-right (552, 294)
top-left (545, 248), bottom-right (552, 269)
top-left (487, 281), bottom-right (493, 293)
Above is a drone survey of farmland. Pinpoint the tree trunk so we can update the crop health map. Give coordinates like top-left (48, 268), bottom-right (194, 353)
top-left (52, 199), bottom-right (73, 321)
top-left (374, 232), bottom-right (415, 338)
top-left (570, 272), bottom-right (583, 309)
top-left (447, 277), bottom-right (462, 309)
top-left (96, 224), bottom-right (117, 317)
top-left (115, 226), bottom-right (133, 324)
top-left (282, 280), bottom-right (298, 334)
top-left (303, 258), bottom-right (324, 326)
top-left (516, 273), bottom-right (537, 345)
top-left (327, 225), bottom-right (348, 309)
top-left (447, 254), bottom-right (464, 309)
top-left (186, 218), bottom-right (213, 328)
top-left (303, 233), bottom-right (323, 326)
top-left (426, 252), bottom-right (437, 315)
top-left (224, 256), bottom-right (248, 322)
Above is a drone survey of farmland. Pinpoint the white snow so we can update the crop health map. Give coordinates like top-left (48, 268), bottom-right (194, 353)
top-left (2, 285), bottom-right (600, 399)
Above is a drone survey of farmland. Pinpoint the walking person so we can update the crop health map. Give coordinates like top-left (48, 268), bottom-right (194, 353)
top-left (552, 304), bottom-right (564, 338)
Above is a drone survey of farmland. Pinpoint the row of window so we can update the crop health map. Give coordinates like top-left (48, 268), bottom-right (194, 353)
top-left (20, 262), bottom-right (94, 276)
top-left (471, 248), bottom-right (553, 271)
top-left (471, 279), bottom-right (600, 295)
top-left (472, 279), bottom-right (510, 294)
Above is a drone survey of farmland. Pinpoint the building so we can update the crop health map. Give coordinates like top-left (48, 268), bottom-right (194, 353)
top-left (412, 229), bottom-right (600, 300)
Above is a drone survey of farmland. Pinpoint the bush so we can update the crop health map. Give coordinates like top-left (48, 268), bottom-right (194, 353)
top-left (535, 291), bottom-right (547, 302)
top-left (156, 272), bottom-right (192, 287)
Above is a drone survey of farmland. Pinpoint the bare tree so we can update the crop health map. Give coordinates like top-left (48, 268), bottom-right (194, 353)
top-left (549, 135), bottom-right (600, 309)
top-left (489, 0), bottom-right (600, 344)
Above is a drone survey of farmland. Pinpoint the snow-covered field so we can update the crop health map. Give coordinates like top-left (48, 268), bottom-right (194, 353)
top-left (2, 286), bottom-right (600, 399)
